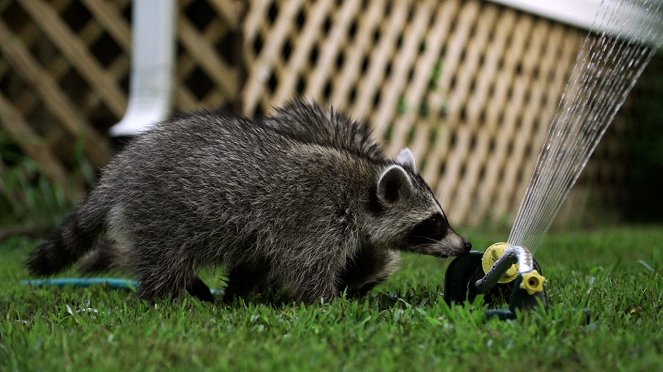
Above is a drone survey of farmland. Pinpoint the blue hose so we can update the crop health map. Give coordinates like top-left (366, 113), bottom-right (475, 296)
top-left (21, 278), bottom-right (139, 290)
top-left (21, 278), bottom-right (222, 294)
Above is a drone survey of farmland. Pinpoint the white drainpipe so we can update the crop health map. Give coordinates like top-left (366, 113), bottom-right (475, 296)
top-left (110, 0), bottom-right (177, 138)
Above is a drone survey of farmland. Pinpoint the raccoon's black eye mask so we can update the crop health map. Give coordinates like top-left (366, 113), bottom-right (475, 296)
top-left (407, 213), bottom-right (449, 245)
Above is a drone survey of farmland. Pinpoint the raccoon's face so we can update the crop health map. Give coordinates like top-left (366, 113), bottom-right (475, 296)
top-left (366, 149), bottom-right (471, 258)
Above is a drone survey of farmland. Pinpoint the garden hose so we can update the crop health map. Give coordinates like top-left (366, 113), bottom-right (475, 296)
top-left (21, 278), bottom-right (139, 290)
top-left (21, 278), bottom-right (221, 295)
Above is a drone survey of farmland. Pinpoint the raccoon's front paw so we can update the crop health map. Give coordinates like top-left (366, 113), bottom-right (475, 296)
top-left (186, 277), bottom-right (215, 303)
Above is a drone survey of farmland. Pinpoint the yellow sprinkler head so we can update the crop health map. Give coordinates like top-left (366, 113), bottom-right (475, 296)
top-left (481, 242), bottom-right (518, 283)
top-left (520, 270), bottom-right (546, 295)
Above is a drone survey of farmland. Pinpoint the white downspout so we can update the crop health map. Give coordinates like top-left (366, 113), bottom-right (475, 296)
top-left (110, 0), bottom-right (177, 137)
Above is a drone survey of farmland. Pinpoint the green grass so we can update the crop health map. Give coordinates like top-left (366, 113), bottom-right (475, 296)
top-left (1, 226), bottom-right (662, 371)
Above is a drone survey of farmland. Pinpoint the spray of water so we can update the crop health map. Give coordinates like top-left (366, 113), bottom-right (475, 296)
top-left (508, 0), bottom-right (663, 252)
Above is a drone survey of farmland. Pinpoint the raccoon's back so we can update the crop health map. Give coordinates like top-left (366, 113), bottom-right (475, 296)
top-left (101, 110), bottom-right (377, 240)
top-left (261, 100), bottom-right (385, 161)
top-left (106, 112), bottom-right (296, 210)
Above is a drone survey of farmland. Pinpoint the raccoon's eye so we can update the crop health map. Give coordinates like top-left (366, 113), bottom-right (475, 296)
top-left (406, 213), bottom-right (449, 245)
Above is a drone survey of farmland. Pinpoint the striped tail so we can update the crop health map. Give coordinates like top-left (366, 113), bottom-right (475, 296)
top-left (26, 198), bottom-right (107, 276)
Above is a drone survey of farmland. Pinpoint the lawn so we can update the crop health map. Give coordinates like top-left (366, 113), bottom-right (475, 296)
top-left (1, 226), bottom-right (661, 371)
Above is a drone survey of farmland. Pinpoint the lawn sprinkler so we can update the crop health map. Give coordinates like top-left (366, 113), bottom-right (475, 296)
top-left (444, 242), bottom-right (547, 320)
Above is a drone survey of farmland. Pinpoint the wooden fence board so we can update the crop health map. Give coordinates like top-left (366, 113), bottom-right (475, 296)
top-left (81, 0), bottom-right (131, 50)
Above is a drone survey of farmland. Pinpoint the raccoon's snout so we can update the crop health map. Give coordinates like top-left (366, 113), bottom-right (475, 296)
top-left (403, 211), bottom-right (472, 258)
top-left (433, 231), bottom-right (471, 258)
top-left (404, 227), bottom-right (469, 259)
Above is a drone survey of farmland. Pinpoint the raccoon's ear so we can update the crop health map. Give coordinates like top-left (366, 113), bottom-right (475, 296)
top-left (396, 148), bottom-right (416, 171)
top-left (377, 165), bottom-right (413, 204)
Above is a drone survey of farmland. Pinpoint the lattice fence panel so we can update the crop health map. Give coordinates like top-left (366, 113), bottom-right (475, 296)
top-left (0, 0), bottom-right (125, 171)
top-left (0, 0), bottom-right (642, 226)
top-left (0, 0), bottom-right (242, 188)
top-left (241, 0), bottom-right (585, 225)
top-left (175, 0), bottom-right (242, 112)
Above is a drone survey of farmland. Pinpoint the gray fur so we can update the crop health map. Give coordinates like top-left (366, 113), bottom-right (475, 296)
top-left (79, 239), bottom-right (129, 274)
top-left (26, 101), bottom-right (470, 303)
top-left (260, 99), bottom-right (384, 160)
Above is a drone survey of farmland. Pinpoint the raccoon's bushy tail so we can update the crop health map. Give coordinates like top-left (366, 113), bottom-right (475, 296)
top-left (26, 194), bottom-right (109, 276)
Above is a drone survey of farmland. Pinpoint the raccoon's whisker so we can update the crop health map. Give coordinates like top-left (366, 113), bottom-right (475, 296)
top-left (412, 236), bottom-right (440, 245)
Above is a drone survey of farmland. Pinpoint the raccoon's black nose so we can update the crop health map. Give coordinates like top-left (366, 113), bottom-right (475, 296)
top-left (463, 240), bottom-right (472, 252)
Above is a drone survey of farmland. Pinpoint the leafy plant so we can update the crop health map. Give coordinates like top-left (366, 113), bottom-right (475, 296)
top-left (0, 130), bottom-right (92, 236)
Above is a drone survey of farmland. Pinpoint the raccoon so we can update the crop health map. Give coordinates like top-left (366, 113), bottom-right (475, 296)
top-left (79, 100), bottom-right (396, 300)
top-left (27, 102), bottom-right (471, 303)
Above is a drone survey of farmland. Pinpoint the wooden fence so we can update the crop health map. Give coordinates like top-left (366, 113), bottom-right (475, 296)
top-left (0, 0), bottom-right (641, 226)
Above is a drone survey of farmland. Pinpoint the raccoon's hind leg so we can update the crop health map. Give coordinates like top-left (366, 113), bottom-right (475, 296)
top-left (281, 238), bottom-right (354, 303)
top-left (79, 238), bottom-right (214, 302)
top-left (78, 239), bottom-right (128, 274)
top-left (127, 238), bottom-right (198, 302)
top-left (134, 258), bottom-right (193, 301)
top-left (339, 247), bottom-right (400, 298)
